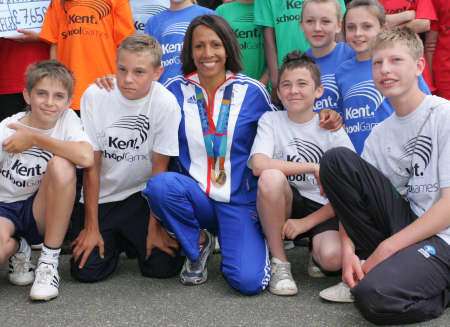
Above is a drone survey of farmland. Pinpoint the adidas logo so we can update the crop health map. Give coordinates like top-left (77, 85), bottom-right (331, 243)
top-left (187, 96), bottom-right (196, 104)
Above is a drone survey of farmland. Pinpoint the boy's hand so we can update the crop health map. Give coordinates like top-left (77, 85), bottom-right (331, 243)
top-left (2, 123), bottom-right (35, 153)
top-left (72, 228), bottom-right (105, 269)
top-left (341, 247), bottom-right (364, 288)
top-left (95, 75), bottom-right (115, 91)
top-left (282, 218), bottom-right (312, 240)
top-left (146, 215), bottom-right (179, 258)
top-left (319, 109), bottom-right (343, 131)
top-left (362, 239), bottom-right (396, 274)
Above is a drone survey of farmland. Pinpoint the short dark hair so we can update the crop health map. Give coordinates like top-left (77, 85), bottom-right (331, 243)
top-left (181, 14), bottom-right (242, 75)
top-left (278, 51), bottom-right (322, 88)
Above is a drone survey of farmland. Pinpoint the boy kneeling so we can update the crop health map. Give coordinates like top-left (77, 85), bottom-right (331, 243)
top-left (319, 27), bottom-right (450, 325)
top-left (0, 60), bottom-right (93, 301)
top-left (71, 34), bottom-right (184, 282)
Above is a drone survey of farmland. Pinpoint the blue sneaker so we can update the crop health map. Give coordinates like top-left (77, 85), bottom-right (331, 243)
top-left (180, 230), bottom-right (213, 285)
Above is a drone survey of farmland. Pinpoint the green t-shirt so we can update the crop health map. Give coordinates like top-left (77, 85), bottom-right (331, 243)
top-left (216, 2), bottom-right (266, 80)
top-left (254, 0), bottom-right (346, 66)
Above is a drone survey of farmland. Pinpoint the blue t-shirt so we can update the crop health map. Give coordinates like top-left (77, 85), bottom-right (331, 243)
top-left (306, 43), bottom-right (355, 112)
top-left (336, 57), bottom-right (430, 154)
top-left (144, 5), bottom-right (214, 84)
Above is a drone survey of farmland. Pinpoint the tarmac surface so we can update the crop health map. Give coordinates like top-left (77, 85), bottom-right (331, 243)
top-left (1, 246), bottom-right (449, 327)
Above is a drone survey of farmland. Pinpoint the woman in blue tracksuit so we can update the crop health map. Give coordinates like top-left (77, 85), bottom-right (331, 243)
top-left (143, 15), bottom-right (273, 295)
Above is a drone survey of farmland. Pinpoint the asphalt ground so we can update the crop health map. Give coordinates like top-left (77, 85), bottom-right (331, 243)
top-left (1, 246), bottom-right (449, 327)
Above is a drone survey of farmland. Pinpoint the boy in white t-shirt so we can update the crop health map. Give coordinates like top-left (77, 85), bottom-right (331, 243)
top-left (249, 52), bottom-right (354, 296)
top-left (71, 34), bottom-right (184, 282)
top-left (0, 60), bottom-right (94, 301)
top-left (319, 28), bottom-right (450, 325)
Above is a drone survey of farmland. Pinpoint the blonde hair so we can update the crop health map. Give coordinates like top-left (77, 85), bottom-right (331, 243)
top-left (118, 34), bottom-right (163, 67)
top-left (301, 0), bottom-right (343, 22)
top-left (373, 27), bottom-right (424, 60)
top-left (25, 60), bottom-right (74, 98)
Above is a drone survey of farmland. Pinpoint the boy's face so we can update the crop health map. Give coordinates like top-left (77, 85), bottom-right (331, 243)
top-left (116, 50), bottom-right (162, 100)
top-left (301, 2), bottom-right (341, 50)
top-left (372, 43), bottom-right (424, 99)
top-left (23, 77), bottom-right (70, 129)
top-left (277, 67), bottom-right (323, 115)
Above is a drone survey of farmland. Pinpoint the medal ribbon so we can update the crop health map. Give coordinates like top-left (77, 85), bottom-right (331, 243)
top-left (194, 83), bottom-right (233, 190)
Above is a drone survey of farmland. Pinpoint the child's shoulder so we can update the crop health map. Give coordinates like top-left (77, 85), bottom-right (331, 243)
top-left (83, 82), bottom-right (112, 99)
top-left (0, 112), bottom-right (26, 126)
top-left (427, 95), bottom-right (450, 120)
top-left (258, 110), bottom-right (289, 127)
top-left (335, 56), bottom-right (358, 76)
top-left (151, 81), bottom-right (178, 104)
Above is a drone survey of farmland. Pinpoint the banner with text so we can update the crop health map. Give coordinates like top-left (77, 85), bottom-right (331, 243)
top-left (0, 0), bottom-right (50, 37)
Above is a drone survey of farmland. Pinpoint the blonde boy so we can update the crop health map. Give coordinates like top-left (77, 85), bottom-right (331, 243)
top-left (71, 34), bottom-right (184, 282)
top-left (319, 28), bottom-right (450, 325)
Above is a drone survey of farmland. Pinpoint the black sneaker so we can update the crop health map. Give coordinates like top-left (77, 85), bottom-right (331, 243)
top-left (180, 230), bottom-right (213, 285)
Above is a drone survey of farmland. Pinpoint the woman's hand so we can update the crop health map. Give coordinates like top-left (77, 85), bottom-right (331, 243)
top-left (319, 109), bottom-right (343, 131)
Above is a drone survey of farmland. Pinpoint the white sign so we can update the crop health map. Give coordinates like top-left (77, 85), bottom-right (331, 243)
top-left (0, 0), bottom-right (50, 37)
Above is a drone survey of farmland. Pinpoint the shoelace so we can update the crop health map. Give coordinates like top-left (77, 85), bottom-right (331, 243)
top-left (11, 253), bottom-right (31, 273)
top-left (35, 264), bottom-right (54, 285)
top-left (273, 263), bottom-right (292, 281)
top-left (187, 236), bottom-right (211, 272)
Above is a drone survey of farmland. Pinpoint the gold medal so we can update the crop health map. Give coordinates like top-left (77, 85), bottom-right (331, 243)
top-left (211, 157), bottom-right (227, 187)
top-left (215, 169), bottom-right (227, 186)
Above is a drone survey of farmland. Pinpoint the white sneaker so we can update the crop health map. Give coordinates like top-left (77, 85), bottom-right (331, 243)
top-left (319, 282), bottom-right (354, 303)
top-left (307, 255), bottom-right (326, 278)
top-left (8, 240), bottom-right (35, 286)
top-left (29, 262), bottom-right (60, 301)
top-left (269, 257), bottom-right (298, 296)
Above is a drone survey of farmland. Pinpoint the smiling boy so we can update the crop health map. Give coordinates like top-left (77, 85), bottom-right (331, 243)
top-left (70, 34), bottom-right (184, 283)
top-left (249, 51), bottom-right (354, 296)
top-left (0, 60), bottom-right (93, 301)
top-left (319, 27), bottom-right (450, 324)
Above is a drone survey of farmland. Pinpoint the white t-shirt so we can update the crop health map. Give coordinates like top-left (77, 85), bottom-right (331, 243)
top-left (250, 111), bottom-right (355, 204)
top-left (362, 95), bottom-right (450, 244)
top-left (80, 80), bottom-right (181, 203)
top-left (0, 110), bottom-right (90, 203)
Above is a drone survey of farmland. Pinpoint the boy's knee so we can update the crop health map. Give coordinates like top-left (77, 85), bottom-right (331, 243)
top-left (314, 246), bottom-right (341, 271)
top-left (139, 249), bottom-right (184, 278)
top-left (47, 156), bottom-right (76, 185)
top-left (70, 252), bottom-right (116, 283)
top-left (321, 147), bottom-right (354, 169)
top-left (258, 169), bottom-right (286, 197)
top-left (352, 278), bottom-right (394, 324)
top-left (320, 147), bottom-right (355, 183)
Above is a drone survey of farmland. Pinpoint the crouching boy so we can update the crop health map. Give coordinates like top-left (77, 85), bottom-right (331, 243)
top-left (319, 27), bottom-right (450, 325)
top-left (0, 60), bottom-right (93, 301)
